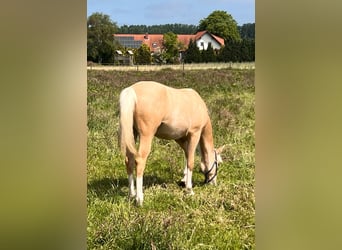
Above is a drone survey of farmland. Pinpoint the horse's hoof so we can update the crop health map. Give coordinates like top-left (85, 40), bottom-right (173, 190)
top-left (129, 191), bottom-right (136, 198)
top-left (136, 195), bottom-right (144, 206)
top-left (186, 188), bottom-right (194, 196)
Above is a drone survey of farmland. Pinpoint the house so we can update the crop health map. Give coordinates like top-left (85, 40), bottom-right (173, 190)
top-left (179, 31), bottom-right (224, 51)
top-left (113, 30), bottom-right (224, 54)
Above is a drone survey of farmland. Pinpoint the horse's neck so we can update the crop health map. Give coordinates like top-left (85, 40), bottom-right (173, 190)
top-left (200, 120), bottom-right (215, 164)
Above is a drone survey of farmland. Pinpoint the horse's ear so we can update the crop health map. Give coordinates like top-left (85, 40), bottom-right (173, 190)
top-left (216, 145), bottom-right (226, 154)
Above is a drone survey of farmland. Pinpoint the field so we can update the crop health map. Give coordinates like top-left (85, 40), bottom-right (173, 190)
top-left (87, 62), bottom-right (255, 71)
top-left (87, 67), bottom-right (255, 249)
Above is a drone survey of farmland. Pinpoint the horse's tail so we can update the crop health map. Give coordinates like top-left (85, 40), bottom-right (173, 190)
top-left (119, 86), bottom-right (137, 156)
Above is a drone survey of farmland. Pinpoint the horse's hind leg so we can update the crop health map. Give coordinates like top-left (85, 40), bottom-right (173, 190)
top-left (135, 134), bottom-right (153, 206)
top-left (125, 150), bottom-right (136, 198)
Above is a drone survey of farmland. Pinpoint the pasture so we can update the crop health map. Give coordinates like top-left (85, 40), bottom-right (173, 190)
top-left (87, 68), bottom-right (255, 249)
top-left (87, 62), bottom-right (255, 71)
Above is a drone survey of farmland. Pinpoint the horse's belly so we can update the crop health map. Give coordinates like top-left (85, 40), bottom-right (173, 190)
top-left (155, 123), bottom-right (187, 140)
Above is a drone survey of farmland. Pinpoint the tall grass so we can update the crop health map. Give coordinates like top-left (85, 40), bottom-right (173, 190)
top-left (87, 62), bottom-right (255, 71)
top-left (87, 69), bottom-right (255, 249)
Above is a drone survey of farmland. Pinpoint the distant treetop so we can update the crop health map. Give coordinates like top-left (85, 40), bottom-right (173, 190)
top-left (198, 10), bottom-right (241, 42)
top-left (118, 24), bottom-right (198, 34)
top-left (238, 23), bottom-right (255, 40)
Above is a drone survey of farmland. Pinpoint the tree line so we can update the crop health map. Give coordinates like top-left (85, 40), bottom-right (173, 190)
top-left (118, 24), bottom-right (198, 35)
top-left (118, 23), bottom-right (255, 40)
top-left (87, 11), bottom-right (255, 64)
top-left (132, 35), bottom-right (254, 65)
top-left (184, 38), bottom-right (254, 64)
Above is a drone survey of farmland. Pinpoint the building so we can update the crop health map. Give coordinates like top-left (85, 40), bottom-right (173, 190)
top-left (114, 30), bottom-right (224, 54)
top-left (114, 50), bottom-right (134, 65)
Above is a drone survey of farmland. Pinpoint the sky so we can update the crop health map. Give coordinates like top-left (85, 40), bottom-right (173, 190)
top-left (87, 0), bottom-right (255, 27)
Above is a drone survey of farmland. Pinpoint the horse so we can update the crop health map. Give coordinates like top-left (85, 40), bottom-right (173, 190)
top-left (118, 81), bottom-right (225, 205)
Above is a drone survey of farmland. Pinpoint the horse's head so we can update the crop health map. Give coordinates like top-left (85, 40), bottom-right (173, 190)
top-left (201, 145), bottom-right (226, 185)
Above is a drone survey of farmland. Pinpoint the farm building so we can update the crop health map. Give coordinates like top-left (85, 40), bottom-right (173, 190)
top-left (114, 30), bottom-right (224, 54)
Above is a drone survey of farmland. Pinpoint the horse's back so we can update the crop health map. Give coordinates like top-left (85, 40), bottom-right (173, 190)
top-left (131, 81), bottom-right (207, 117)
top-left (131, 81), bottom-right (209, 139)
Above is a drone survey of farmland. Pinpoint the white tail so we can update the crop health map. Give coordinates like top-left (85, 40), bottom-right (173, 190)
top-left (119, 87), bottom-right (137, 156)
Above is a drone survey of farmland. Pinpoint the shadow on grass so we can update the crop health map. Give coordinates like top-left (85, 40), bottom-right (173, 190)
top-left (87, 175), bottom-right (172, 200)
top-left (87, 177), bottom-right (127, 199)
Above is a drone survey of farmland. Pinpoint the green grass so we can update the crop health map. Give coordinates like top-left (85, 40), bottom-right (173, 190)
top-left (87, 68), bottom-right (255, 249)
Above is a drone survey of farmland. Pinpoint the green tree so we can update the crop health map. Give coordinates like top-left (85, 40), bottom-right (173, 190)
top-left (162, 32), bottom-right (179, 64)
top-left (199, 10), bottom-right (241, 42)
top-left (184, 39), bottom-right (201, 63)
top-left (238, 23), bottom-right (255, 40)
top-left (87, 12), bottom-right (119, 63)
top-left (248, 39), bottom-right (255, 61)
top-left (218, 38), bottom-right (255, 62)
top-left (218, 38), bottom-right (237, 62)
top-left (118, 24), bottom-right (198, 34)
top-left (202, 42), bottom-right (216, 62)
top-left (134, 44), bottom-right (151, 64)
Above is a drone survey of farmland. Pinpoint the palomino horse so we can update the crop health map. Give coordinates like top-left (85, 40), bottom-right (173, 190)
top-left (119, 81), bottom-right (225, 205)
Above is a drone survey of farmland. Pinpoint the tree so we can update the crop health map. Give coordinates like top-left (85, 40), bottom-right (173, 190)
top-left (118, 24), bottom-right (198, 34)
top-left (134, 44), bottom-right (151, 64)
top-left (218, 40), bottom-right (232, 62)
top-left (184, 39), bottom-right (201, 63)
top-left (162, 32), bottom-right (179, 64)
top-left (199, 10), bottom-right (241, 42)
top-left (218, 38), bottom-right (255, 62)
top-left (202, 42), bottom-right (216, 63)
top-left (87, 12), bottom-right (118, 63)
top-left (238, 23), bottom-right (255, 40)
top-left (248, 39), bottom-right (255, 61)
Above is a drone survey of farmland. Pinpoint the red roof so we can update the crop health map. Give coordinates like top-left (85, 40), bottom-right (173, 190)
top-left (114, 31), bottom-right (224, 52)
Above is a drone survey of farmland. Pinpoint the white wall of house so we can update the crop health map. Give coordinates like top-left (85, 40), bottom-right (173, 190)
top-left (196, 33), bottom-right (221, 50)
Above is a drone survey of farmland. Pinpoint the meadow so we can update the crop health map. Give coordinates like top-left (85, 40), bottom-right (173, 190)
top-left (87, 68), bottom-right (255, 249)
top-left (87, 62), bottom-right (255, 71)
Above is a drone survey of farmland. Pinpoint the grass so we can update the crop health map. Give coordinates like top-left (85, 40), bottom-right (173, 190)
top-left (87, 68), bottom-right (255, 249)
top-left (87, 62), bottom-right (255, 71)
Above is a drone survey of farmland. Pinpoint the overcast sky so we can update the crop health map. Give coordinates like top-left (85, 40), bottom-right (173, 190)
top-left (87, 0), bottom-right (255, 26)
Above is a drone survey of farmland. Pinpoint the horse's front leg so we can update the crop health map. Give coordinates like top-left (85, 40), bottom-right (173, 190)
top-left (184, 132), bottom-right (201, 195)
top-left (185, 166), bottom-right (194, 195)
top-left (175, 139), bottom-right (188, 187)
top-left (181, 158), bottom-right (187, 184)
